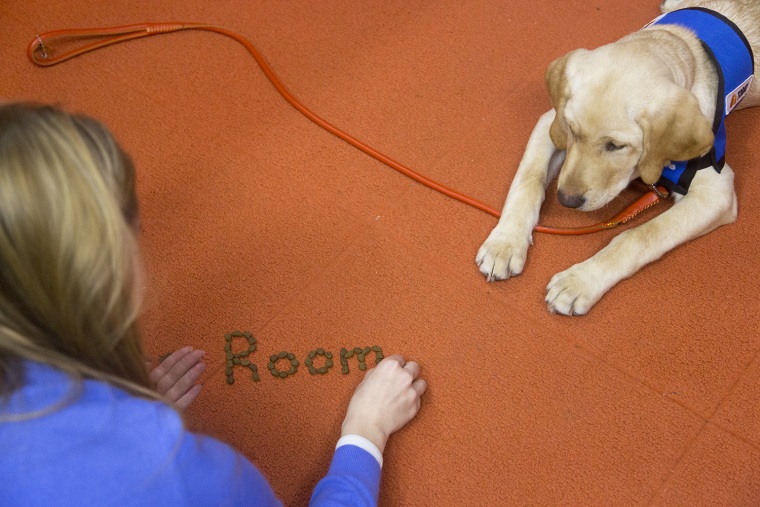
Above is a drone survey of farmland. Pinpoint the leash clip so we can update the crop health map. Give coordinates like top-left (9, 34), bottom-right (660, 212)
top-left (649, 184), bottom-right (668, 199)
top-left (34, 35), bottom-right (48, 60)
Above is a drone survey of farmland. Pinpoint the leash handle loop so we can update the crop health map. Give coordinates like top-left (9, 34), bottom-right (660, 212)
top-left (28, 23), bottom-right (195, 66)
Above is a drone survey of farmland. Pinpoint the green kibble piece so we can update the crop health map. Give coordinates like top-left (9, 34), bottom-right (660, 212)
top-left (353, 347), bottom-right (362, 354)
top-left (342, 366), bottom-right (349, 374)
top-left (364, 347), bottom-right (371, 354)
top-left (267, 362), bottom-right (275, 370)
top-left (325, 352), bottom-right (333, 359)
top-left (226, 375), bottom-right (234, 384)
top-left (252, 372), bottom-right (260, 381)
top-left (241, 359), bottom-right (250, 366)
top-left (224, 342), bottom-right (231, 352)
top-left (278, 371), bottom-right (288, 378)
top-left (278, 351), bottom-right (288, 359)
top-left (317, 367), bottom-right (328, 374)
top-left (371, 345), bottom-right (381, 352)
top-left (226, 351), bottom-right (233, 360)
top-left (224, 333), bottom-right (232, 341)
top-left (345, 350), bottom-right (354, 358)
top-left (316, 348), bottom-right (324, 355)
top-left (233, 358), bottom-right (241, 365)
top-left (359, 363), bottom-right (367, 371)
top-left (269, 354), bottom-right (278, 362)
top-left (357, 354), bottom-right (365, 362)
top-left (340, 348), bottom-right (347, 355)
top-left (326, 359), bottom-right (333, 368)
top-left (308, 350), bottom-right (316, 358)
top-left (291, 359), bottom-right (299, 367)
top-left (287, 353), bottom-right (295, 360)
top-left (270, 368), bottom-right (279, 377)
top-left (305, 357), bottom-right (313, 366)
top-left (377, 353), bottom-right (384, 361)
top-left (238, 350), bottom-right (249, 358)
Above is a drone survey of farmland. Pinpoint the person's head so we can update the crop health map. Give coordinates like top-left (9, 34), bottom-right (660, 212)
top-left (0, 102), bottom-right (153, 400)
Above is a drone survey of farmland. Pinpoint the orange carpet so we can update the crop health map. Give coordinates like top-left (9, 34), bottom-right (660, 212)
top-left (4, 0), bottom-right (760, 505)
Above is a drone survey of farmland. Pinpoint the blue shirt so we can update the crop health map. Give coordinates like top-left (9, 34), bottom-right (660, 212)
top-left (0, 362), bottom-right (381, 506)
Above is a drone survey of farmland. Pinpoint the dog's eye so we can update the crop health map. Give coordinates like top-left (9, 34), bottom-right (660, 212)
top-left (605, 141), bottom-right (625, 151)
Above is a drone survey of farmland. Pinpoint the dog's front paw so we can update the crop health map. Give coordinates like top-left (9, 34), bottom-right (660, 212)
top-left (545, 262), bottom-right (608, 315)
top-left (476, 228), bottom-right (531, 282)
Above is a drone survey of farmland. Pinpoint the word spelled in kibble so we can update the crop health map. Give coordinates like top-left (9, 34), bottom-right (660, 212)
top-left (222, 331), bottom-right (384, 385)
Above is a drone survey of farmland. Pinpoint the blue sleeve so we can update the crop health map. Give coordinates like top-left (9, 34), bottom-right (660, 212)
top-left (309, 445), bottom-right (382, 507)
top-left (175, 432), bottom-right (284, 507)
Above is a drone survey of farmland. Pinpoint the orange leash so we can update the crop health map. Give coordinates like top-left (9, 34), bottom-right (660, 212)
top-left (27, 23), bottom-right (668, 235)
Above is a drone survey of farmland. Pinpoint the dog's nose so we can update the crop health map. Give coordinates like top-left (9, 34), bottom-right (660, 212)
top-left (557, 189), bottom-right (585, 208)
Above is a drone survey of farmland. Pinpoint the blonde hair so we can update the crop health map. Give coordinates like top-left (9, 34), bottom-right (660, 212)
top-left (0, 103), bottom-right (157, 403)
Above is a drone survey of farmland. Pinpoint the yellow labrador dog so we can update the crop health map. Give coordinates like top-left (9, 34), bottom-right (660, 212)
top-left (476, 0), bottom-right (760, 315)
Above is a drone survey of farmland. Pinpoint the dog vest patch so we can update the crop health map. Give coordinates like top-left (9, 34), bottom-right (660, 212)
top-left (645, 8), bottom-right (754, 195)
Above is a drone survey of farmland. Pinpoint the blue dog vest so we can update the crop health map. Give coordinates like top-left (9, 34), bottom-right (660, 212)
top-left (645, 8), bottom-right (754, 195)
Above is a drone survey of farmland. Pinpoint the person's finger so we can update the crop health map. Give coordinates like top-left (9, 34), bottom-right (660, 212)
top-left (173, 384), bottom-right (203, 411)
top-left (382, 354), bottom-right (405, 368)
top-left (402, 360), bottom-right (421, 379)
top-left (155, 349), bottom-right (205, 394)
top-left (148, 346), bottom-right (193, 384)
top-left (166, 349), bottom-right (205, 381)
top-left (158, 353), bottom-right (206, 397)
top-left (411, 378), bottom-right (427, 397)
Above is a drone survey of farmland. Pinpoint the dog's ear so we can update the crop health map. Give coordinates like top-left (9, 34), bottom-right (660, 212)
top-left (636, 86), bottom-right (714, 184)
top-left (545, 50), bottom-right (582, 150)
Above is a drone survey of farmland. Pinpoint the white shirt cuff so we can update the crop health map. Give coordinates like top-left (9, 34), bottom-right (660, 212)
top-left (335, 434), bottom-right (383, 468)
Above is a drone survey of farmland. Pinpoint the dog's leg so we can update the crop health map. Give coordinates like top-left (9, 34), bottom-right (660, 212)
top-left (476, 109), bottom-right (560, 281)
top-left (545, 165), bottom-right (738, 315)
top-left (660, 0), bottom-right (686, 13)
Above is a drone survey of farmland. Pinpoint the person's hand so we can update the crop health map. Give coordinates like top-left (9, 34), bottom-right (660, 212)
top-left (148, 347), bottom-right (206, 410)
top-left (340, 354), bottom-right (427, 454)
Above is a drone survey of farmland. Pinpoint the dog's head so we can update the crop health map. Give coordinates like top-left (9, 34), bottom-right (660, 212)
top-left (546, 45), bottom-right (714, 210)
